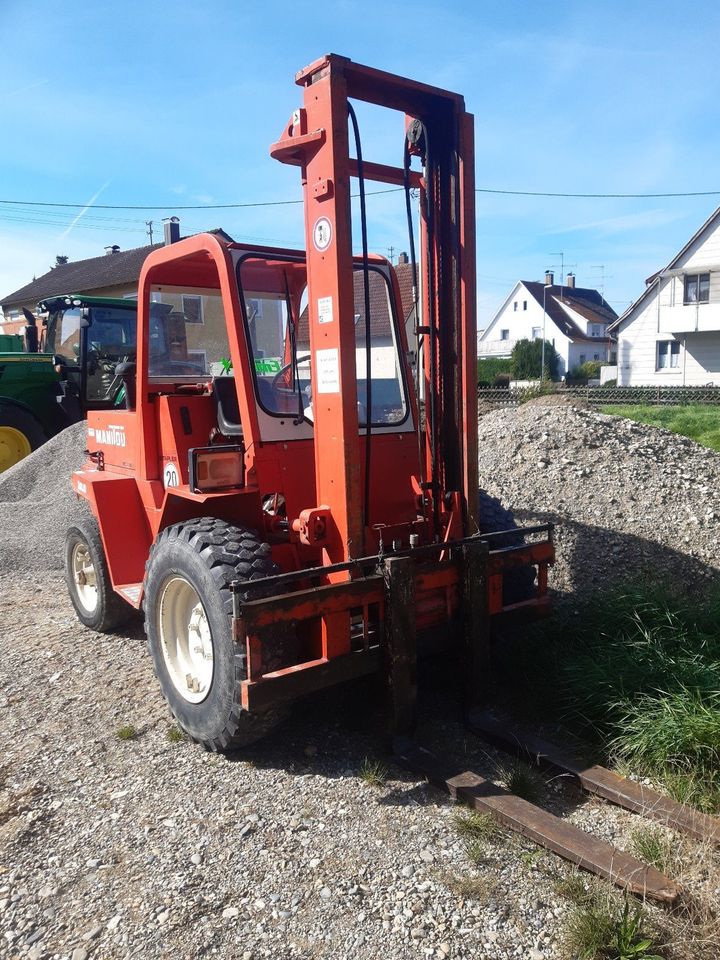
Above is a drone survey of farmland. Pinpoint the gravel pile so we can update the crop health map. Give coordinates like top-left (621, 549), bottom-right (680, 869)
top-left (478, 402), bottom-right (720, 598)
top-left (0, 423), bottom-right (87, 575)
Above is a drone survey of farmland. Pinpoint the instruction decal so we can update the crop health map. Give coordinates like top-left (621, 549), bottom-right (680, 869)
top-left (312, 217), bottom-right (332, 252)
top-left (317, 296), bottom-right (334, 324)
top-left (316, 348), bottom-right (340, 394)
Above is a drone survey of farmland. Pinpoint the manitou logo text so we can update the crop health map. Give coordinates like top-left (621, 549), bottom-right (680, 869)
top-left (95, 425), bottom-right (126, 447)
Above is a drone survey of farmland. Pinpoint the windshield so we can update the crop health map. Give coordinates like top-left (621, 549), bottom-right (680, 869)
top-left (147, 289), bottom-right (230, 380)
top-left (237, 255), bottom-right (409, 427)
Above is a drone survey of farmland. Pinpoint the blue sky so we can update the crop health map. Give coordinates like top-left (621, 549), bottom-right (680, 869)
top-left (2, 0), bottom-right (719, 326)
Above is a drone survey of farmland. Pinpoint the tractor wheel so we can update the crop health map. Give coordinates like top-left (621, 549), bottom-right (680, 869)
top-left (65, 516), bottom-right (135, 632)
top-left (477, 490), bottom-right (536, 605)
top-left (0, 404), bottom-right (47, 473)
top-left (143, 518), bottom-right (289, 751)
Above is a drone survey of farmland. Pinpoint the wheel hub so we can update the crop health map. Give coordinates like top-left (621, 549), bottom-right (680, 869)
top-left (0, 426), bottom-right (32, 473)
top-left (158, 576), bottom-right (214, 704)
top-left (71, 542), bottom-right (98, 614)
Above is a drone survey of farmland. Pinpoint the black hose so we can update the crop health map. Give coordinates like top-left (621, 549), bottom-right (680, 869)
top-left (403, 137), bottom-right (428, 518)
top-left (347, 102), bottom-right (373, 534)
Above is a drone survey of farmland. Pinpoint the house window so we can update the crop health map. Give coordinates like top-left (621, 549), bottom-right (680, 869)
top-left (187, 349), bottom-right (208, 373)
top-left (531, 327), bottom-right (541, 340)
top-left (513, 301), bottom-right (518, 311)
top-left (579, 354), bottom-right (586, 364)
top-left (593, 354), bottom-right (600, 361)
top-left (684, 273), bottom-right (710, 304)
top-left (523, 300), bottom-right (527, 310)
top-left (657, 340), bottom-right (680, 369)
top-left (500, 329), bottom-right (510, 341)
top-left (182, 294), bottom-right (204, 324)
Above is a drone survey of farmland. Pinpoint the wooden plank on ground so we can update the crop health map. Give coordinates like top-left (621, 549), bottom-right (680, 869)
top-left (467, 708), bottom-right (720, 845)
top-left (394, 739), bottom-right (679, 904)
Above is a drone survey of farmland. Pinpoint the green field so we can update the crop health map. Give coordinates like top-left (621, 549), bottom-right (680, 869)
top-left (601, 404), bottom-right (720, 452)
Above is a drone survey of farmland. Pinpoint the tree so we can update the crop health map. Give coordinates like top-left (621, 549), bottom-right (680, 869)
top-left (53, 255), bottom-right (69, 268)
top-left (510, 338), bottom-right (559, 381)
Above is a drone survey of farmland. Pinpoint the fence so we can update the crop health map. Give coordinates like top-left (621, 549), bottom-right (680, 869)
top-left (477, 385), bottom-right (720, 408)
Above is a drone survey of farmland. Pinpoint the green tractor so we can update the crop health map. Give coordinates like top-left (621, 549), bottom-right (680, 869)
top-left (0, 295), bottom-right (139, 472)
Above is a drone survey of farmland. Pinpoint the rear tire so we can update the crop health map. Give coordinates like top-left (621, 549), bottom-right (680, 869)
top-left (478, 490), bottom-right (536, 604)
top-left (143, 518), bottom-right (289, 751)
top-left (65, 516), bottom-right (134, 631)
top-left (0, 404), bottom-right (47, 473)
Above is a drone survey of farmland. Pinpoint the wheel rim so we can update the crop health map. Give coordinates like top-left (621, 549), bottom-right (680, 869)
top-left (71, 541), bottom-right (98, 614)
top-left (0, 426), bottom-right (32, 473)
top-left (157, 576), bottom-right (214, 704)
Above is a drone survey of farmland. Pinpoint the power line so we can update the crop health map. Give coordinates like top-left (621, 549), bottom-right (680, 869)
top-left (1, 185), bottom-right (720, 211)
top-left (476, 188), bottom-right (720, 199)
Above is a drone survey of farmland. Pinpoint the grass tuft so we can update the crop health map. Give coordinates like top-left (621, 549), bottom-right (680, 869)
top-left (452, 810), bottom-right (500, 841)
top-left (359, 757), bottom-right (388, 787)
top-left (116, 724), bottom-right (137, 741)
top-left (563, 890), bottom-right (663, 960)
top-left (444, 873), bottom-right (495, 901)
top-left (166, 726), bottom-right (187, 744)
top-left (629, 826), bottom-right (677, 874)
top-left (498, 760), bottom-right (544, 804)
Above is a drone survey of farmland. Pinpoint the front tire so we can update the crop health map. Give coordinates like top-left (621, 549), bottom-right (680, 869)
top-left (143, 518), bottom-right (288, 751)
top-left (65, 516), bottom-right (134, 631)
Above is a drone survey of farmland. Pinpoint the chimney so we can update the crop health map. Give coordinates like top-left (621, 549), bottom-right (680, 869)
top-left (544, 270), bottom-right (554, 286)
top-left (163, 216), bottom-right (180, 245)
top-left (397, 251), bottom-right (409, 264)
top-left (104, 244), bottom-right (120, 255)
top-left (566, 272), bottom-right (576, 289)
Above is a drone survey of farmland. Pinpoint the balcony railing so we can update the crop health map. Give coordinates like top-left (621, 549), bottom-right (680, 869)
top-left (477, 338), bottom-right (517, 357)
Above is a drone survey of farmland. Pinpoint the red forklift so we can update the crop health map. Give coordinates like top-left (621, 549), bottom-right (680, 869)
top-left (64, 55), bottom-right (553, 749)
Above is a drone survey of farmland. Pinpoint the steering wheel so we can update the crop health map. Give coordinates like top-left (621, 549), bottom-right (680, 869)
top-left (271, 354), bottom-right (311, 392)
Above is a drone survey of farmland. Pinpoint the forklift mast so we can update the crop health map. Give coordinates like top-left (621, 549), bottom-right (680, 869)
top-left (270, 54), bottom-right (478, 564)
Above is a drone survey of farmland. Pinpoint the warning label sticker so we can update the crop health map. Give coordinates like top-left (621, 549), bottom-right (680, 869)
top-left (317, 296), bottom-right (333, 324)
top-left (316, 348), bottom-right (340, 394)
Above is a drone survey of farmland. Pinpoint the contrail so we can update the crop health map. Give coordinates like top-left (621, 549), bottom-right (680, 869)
top-left (5, 78), bottom-right (49, 98)
top-left (60, 181), bottom-right (111, 238)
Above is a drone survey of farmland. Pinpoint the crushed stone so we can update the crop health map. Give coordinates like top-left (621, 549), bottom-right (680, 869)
top-left (0, 423), bottom-right (88, 575)
top-left (478, 403), bottom-right (720, 598)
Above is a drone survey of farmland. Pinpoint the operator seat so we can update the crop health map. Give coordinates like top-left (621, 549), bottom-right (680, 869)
top-left (212, 376), bottom-right (243, 438)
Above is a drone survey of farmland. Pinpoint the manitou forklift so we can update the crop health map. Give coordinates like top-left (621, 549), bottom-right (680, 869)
top-left (64, 55), bottom-right (554, 749)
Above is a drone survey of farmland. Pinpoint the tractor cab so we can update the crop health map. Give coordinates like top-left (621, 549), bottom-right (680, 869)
top-left (38, 295), bottom-right (141, 411)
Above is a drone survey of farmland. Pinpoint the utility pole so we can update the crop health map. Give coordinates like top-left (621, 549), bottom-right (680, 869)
top-left (387, 245), bottom-right (395, 264)
top-left (146, 220), bottom-right (154, 244)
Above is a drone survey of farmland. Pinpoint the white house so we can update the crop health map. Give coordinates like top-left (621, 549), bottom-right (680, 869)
top-left (478, 272), bottom-right (617, 379)
top-left (609, 206), bottom-right (720, 386)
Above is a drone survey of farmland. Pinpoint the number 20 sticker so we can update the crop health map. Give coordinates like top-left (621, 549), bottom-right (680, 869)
top-left (312, 217), bottom-right (332, 252)
top-left (163, 462), bottom-right (179, 488)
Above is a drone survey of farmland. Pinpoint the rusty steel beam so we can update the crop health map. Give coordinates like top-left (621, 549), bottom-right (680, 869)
top-left (395, 740), bottom-right (680, 904)
top-left (468, 710), bottom-right (720, 845)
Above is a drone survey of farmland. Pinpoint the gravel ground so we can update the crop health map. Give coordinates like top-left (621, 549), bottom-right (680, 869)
top-left (1, 413), bottom-right (719, 959)
top-left (5, 572), bottom-right (717, 960)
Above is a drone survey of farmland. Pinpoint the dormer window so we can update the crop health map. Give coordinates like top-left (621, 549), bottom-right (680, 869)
top-left (684, 273), bottom-right (709, 304)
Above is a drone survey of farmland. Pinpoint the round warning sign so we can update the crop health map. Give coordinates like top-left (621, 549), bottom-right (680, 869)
top-left (163, 461), bottom-right (179, 488)
top-left (312, 217), bottom-right (333, 252)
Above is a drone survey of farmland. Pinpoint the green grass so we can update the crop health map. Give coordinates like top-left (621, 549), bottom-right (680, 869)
top-left (166, 726), bottom-right (187, 744)
top-left (601, 404), bottom-right (720, 451)
top-left (359, 757), bottom-right (388, 787)
top-left (562, 887), bottom-right (663, 960)
top-left (629, 827), bottom-right (677, 874)
top-left (498, 760), bottom-right (544, 804)
top-left (116, 724), bottom-right (137, 741)
top-left (493, 581), bottom-right (720, 812)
